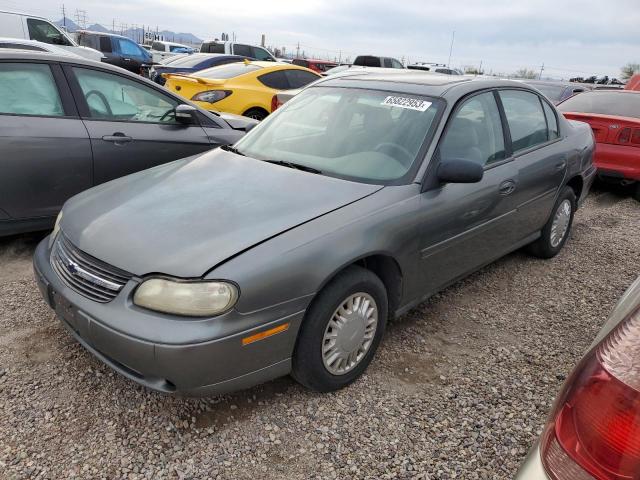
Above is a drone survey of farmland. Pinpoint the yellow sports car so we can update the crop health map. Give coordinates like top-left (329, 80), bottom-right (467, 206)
top-left (164, 61), bottom-right (321, 120)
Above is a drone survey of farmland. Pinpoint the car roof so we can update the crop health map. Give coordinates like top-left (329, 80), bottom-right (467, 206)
top-left (317, 69), bottom-right (537, 98)
top-left (76, 30), bottom-right (129, 40)
top-left (0, 9), bottom-right (47, 19)
top-left (0, 50), bottom-right (136, 72)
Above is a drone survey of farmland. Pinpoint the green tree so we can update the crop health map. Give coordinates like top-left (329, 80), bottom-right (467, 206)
top-left (621, 63), bottom-right (640, 80)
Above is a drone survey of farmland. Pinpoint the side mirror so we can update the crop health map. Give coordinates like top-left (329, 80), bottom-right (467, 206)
top-left (437, 159), bottom-right (484, 184)
top-left (175, 104), bottom-right (197, 124)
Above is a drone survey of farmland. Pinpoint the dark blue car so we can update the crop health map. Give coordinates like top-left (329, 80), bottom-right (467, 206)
top-left (149, 54), bottom-right (253, 85)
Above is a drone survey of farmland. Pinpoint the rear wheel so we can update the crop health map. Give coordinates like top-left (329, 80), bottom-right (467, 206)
top-left (243, 107), bottom-right (268, 121)
top-left (291, 266), bottom-right (388, 392)
top-left (527, 186), bottom-right (576, 259)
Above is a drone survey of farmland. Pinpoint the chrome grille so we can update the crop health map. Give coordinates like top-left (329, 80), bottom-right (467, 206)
top-left (50, 234), bottom-right (132, 303)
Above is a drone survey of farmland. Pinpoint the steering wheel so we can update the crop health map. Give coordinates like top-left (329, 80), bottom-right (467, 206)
top-left (85, 90), bottom-right (113, 117)
top-left (374, 142), bottom-right (414, 167)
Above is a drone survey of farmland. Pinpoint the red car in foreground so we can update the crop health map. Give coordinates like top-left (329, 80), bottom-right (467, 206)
top-left (558, 90), bottom-right (640, 199)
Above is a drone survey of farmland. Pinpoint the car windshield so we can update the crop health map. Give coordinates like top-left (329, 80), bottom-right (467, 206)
top-left (234, 86), bottom-right (441, 183)
top-left (558, 91), bottom-right (640, 119)
top-left (195, 63), bottom-right (261, 79)
top-left (531, 83), bottom-right (566, 103)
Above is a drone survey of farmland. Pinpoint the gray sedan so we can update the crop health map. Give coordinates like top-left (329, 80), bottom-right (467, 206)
top-left (0, 51), bottom-right (256, 236)
top-left (516, 275), bottom-right (640, 479)
top-left (34, 72), bottom-right (596, 396)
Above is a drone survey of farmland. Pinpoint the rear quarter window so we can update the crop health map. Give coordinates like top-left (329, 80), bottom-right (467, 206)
top-left (258, 70), bottom-right (289, 89)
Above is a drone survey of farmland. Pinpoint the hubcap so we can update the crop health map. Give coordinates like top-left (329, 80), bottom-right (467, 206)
top-left (322, 293), bottom-right (378, 376)
top-left (550, 199), bottom-right (572, 248)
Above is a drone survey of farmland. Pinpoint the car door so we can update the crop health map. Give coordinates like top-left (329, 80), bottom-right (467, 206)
top-left (0, 61), bottom-right (92, 220)
top-left (64, 65), bottom-right (215, 186)
top-left (113, 37), bottom-right (147, 73)
top-left (497, 89), bottom-right (567, 234)
top-left (415, 90), bottom-right (521, 298)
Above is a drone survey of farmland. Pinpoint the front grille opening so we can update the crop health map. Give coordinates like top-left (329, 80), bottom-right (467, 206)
top-left (50, 234), bottom-right (132, 303)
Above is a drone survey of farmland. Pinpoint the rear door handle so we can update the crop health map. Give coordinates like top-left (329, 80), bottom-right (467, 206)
top-left (102, 133), bottom-right (132, 144)
top-left (499, 179), bottom-right (516, 196)
top-left (555, 160), bottom-right (567, 171)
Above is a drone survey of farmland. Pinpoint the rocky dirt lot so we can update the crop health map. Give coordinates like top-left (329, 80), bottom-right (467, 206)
top-left (1, 188), bottom-right (639, 480)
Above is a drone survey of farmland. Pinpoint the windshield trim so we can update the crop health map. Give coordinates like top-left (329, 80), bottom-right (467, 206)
top-left (235, 85), bottom-right (446, 186)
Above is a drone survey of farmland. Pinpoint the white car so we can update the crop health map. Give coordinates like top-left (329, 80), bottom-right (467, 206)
top-left (199, 40), bottom-right (276, 62)
top-left (0, 10), bottom-right (103, 61)
top-left (516, 275), bottom-right (640, 479)
top-left (149, 40), bottom-right (195, 63)
top-left (0, 37), bottom-right (83, 57)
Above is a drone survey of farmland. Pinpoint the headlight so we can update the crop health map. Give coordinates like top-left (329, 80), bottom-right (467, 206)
top-left (49, 211), bottom-right (63, 247)
top-left (191, 90), bottom-right (232, 103)
top-left (133, 278), bottom-right (238, 317)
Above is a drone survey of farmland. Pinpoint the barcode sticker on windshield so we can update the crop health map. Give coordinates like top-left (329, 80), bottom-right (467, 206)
top-left (381, 96), bottom-right (432, 111)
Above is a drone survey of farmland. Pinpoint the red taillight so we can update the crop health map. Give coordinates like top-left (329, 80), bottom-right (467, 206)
top-left (618, 128), bottom-right (632, 144)
top-left (271, 94), bottom-right (283, 112)
top-left (541, 308), bottom-right (640, 479)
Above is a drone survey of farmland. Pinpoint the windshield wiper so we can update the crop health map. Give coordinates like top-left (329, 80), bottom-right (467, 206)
top-left (264, 160), bottom-right (322, 175)
top-left (221, 144), bottom-right (245, 156)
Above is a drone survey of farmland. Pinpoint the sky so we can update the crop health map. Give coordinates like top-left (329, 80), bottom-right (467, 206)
top-left (2, 0), bottom-right (638, 79)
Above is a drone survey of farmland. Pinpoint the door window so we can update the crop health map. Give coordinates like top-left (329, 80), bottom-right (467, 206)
top-left (499, 90), bottom-right (549, 153)
top-left (383, 58), bottom-right (392, 68)
top-left (439, 92), bottom-right (505, 166)
top-left (283, 70), bottom-right (319, 89)
top-left (115, 38), bottom-right (144, 58)
top-left (542, 101), bottom-right (559, 140)
top-left (391, 59), bottom-right (404, 69)
top-left (27, 18), bottom-right (72, 46)
top-left (252, 47), bottom-right (273, 61)
top-left (99, 36), bottom-right (112, 53)
top-left (72, 67), bottom-right (179, 123)
top-left (233, 44), bottom-right (253, 57)
top-left (0, 63), bottom-right (64, 116)
top-left (258, 70), bottom-right (290, 89)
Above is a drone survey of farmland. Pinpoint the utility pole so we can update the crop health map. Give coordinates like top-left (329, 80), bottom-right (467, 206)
top-left (539, 63), bottom-right (545, 80)
top-left (447, 30), bottom-right (455, 67)
top-left (61, 4), bottom-right (66, 28)
top-left (74, 9), bottom-right (87, 30)
top-left (479, 60), bottom-right (483, 75)
top-left (296, 42), bottom-right (300, 59)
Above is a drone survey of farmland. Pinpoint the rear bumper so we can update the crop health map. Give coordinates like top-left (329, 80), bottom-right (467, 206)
top-left (594, 143), bottom-right (640, 181)
top-left (515, 443), bottom-right (549, 479)
top-left (33, 237), bottom-right (303, 396)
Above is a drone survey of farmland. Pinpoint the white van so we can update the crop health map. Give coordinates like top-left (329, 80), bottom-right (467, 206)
top-left (0, 10), bottom-right (103, 61)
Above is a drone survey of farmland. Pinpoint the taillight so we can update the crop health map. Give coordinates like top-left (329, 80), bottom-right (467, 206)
top-left (616, 127), bottom-right (640, 146)
top-left (191, 90), bottom-right (232, 103)
top-left (618, 128), bottom-right (631, 144)
top-left (541, 308), bottom-right (640, 479)
top-left (271, 94), bottom-right (283, 112)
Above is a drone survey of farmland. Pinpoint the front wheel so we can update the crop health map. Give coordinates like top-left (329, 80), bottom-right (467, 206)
top-left (291, 266), bottom-right (388, 392)
top-left (527, 186), bottom-right (576, 259)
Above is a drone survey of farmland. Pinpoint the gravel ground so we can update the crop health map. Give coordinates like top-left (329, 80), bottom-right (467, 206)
top-left (1, 188), bottom-right (639, 480)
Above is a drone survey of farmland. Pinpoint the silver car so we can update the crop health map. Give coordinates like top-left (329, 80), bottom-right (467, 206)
top-left (34, 72), bottom-right (596, 396)
top-left (516, 275), bottom-right (640, 479)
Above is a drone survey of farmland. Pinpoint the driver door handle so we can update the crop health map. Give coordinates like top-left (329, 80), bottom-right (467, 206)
top-left (102, 133), bottom-right (132, 144)
top-left (499, 179), bottom-right (516, 196)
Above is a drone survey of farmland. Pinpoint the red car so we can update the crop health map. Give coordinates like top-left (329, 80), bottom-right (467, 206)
top-left (626, 73), bottom-right (640, 91)
top-left (291, 58), bottom-right (338, 74)
top-left (558, 90), bottom-right (640, 199)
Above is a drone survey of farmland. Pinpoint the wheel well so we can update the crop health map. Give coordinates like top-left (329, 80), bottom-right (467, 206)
top-left (566, 176), bottom-right (583, 201)
top-left (243, 106), bottom-right (268, 115)
top-left (354, 255), bottom-right (403, 317)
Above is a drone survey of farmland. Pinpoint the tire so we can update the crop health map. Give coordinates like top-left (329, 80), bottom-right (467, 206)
top-left (243, 108), bottom-right (268, 121)
top-left (291, 265), bottom-right (388, 392)
top-left (527, 186), bottom-right (576, 259)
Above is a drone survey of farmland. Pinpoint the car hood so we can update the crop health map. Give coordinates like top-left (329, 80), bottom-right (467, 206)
top-left (61, 150), bottom-right (382, 277)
